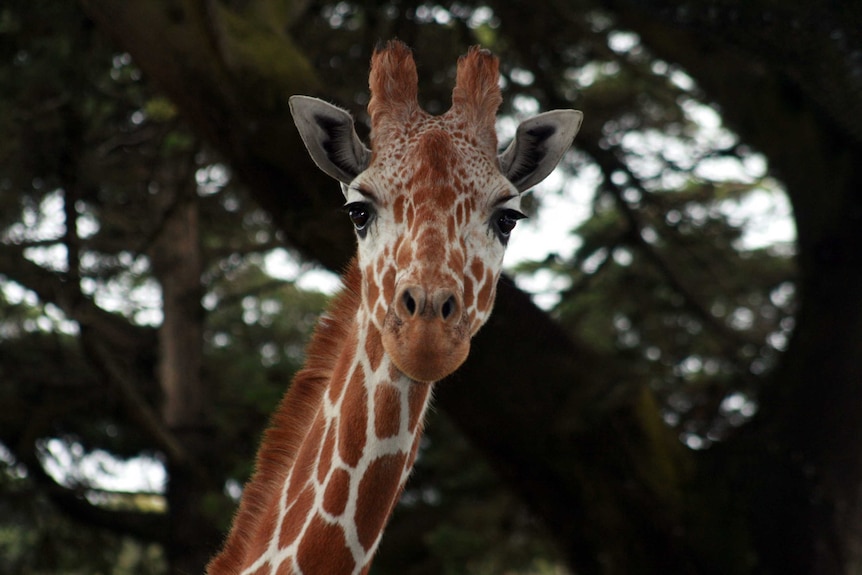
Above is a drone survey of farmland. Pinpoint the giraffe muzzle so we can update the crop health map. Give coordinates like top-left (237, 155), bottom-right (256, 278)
top-left (382, 283), bottom-right (470, 383)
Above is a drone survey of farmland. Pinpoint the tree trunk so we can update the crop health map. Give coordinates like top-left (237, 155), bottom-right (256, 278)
top-left (149, 172), bottom-right (220, 574)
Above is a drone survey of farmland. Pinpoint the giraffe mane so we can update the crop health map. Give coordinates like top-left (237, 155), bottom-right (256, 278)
top-left (207, 260), bottom-right (362, 574)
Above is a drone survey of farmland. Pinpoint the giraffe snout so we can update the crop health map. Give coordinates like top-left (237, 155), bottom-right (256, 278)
top-left (395, 285), bottom-right (462, 323)
top-left (383, 282), bottom-right (470, 383)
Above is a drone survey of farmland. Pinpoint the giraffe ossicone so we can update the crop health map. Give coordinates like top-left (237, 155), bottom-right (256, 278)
top-left (208, 40), bottom-right (582, 575)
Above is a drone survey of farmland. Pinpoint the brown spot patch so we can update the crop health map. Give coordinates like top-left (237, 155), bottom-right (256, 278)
top-left (470, 257), bottom-right (484, 282)
top-left (279, 484), bottom-right (314, 548)
top-left (338, 370), bottom-right (368, 468)
top-left (364, 274), bottom-right (380, 314)
top-left (395, 242), bottom-right (413, 270)
top-left (374, 301), bottom-right (387, 329)
top-left (374, 384), bottom-right (402, 439)
top-left (285, 414), bottom-right (324, 503)
top-left (296, 514), bottom-right (356, 574)
top-left (415, 227), bottom-right (446, 264)
top-left (414, 130), bottom-right (455, 188)
top-left (388, 362), bottom-right (402, 381)
top-left (328, 332), bottom-right (357, 404)
top-left (322, 467), bottom-right (351, 517)
top-left (477, 268), bottom-right (496, 313)
top-left (365, 332), bottom-right (384, 373)
top-left (393, 195), bottom-right (406, 224)
top-left (381, 266), bottom-right (396, 307)
top-left (354, 453), bottom-right (408, 550)
top-left (317, 424), bottom-right (336, 484)
top-left (432, 186), bottom-right (457, 211)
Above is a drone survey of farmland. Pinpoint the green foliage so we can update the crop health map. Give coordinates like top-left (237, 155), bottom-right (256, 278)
top-left (539, 177), bottom-right (795, 445)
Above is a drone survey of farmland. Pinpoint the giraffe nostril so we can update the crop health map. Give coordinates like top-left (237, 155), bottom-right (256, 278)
top-left (403, 290), bottom-right (417, 316)
top-left (396, 285), bottom-right (459, 322)
top-left (432, 289), bottom-right (460, 323)
top-left (397, 286), bottom-right (426, 318)
top-left (440, 295), bottom-right (456, 320)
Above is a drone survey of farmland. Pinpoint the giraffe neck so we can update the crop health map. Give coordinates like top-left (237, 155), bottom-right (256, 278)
top-left (208, 261), bottom-right (434, 575)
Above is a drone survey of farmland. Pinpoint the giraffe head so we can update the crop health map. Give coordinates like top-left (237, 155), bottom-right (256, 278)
top-left (291, 41), bottom-right (582, 383)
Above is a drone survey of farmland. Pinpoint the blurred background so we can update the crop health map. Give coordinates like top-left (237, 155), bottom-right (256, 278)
top-left (1, 1), bottom-right (861, 573)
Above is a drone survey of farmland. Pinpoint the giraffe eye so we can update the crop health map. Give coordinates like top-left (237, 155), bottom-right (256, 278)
top-left (344, 202), bottom-right (374, 237)
top-left (493, 209), bottom-right (527, 243)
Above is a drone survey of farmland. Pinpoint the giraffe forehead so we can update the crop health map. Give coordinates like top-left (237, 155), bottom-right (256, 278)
top-left (371, 122), bottom-right (507, 215)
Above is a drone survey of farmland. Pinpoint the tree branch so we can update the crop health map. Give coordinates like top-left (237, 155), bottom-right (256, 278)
top-left (0, 243), bottom-right (155, 353)
top-left (19, 440), bottom-right (167, 543)
top-left (0, 242), bottom-right (189, 470)
top-left (586, 141), bottom-right (764, 353)
top-left (80, 335), bottom-right (189, 466)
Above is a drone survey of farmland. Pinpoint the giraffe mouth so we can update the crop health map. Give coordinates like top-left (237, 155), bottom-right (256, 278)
top-left (381, 313), bottom-right (471, 383)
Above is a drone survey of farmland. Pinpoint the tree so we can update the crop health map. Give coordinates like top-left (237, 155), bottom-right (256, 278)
top-left (2, 0), bottom-right (860, 573)
top-left (0, 2), bottom-right (321, 571)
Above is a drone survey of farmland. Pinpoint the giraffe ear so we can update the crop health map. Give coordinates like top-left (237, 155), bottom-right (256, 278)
top-left (499, 110), bottom-right (584, 192)
top-left (290, 96), bottom-right (371, 186)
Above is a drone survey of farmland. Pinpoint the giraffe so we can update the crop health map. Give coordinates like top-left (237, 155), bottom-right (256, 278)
top-left (207, 40), bottom-right (582, 575)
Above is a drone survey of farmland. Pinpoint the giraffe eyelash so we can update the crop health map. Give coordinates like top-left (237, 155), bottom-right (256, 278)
top-left (346, 184), bottom-right (378, 204)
